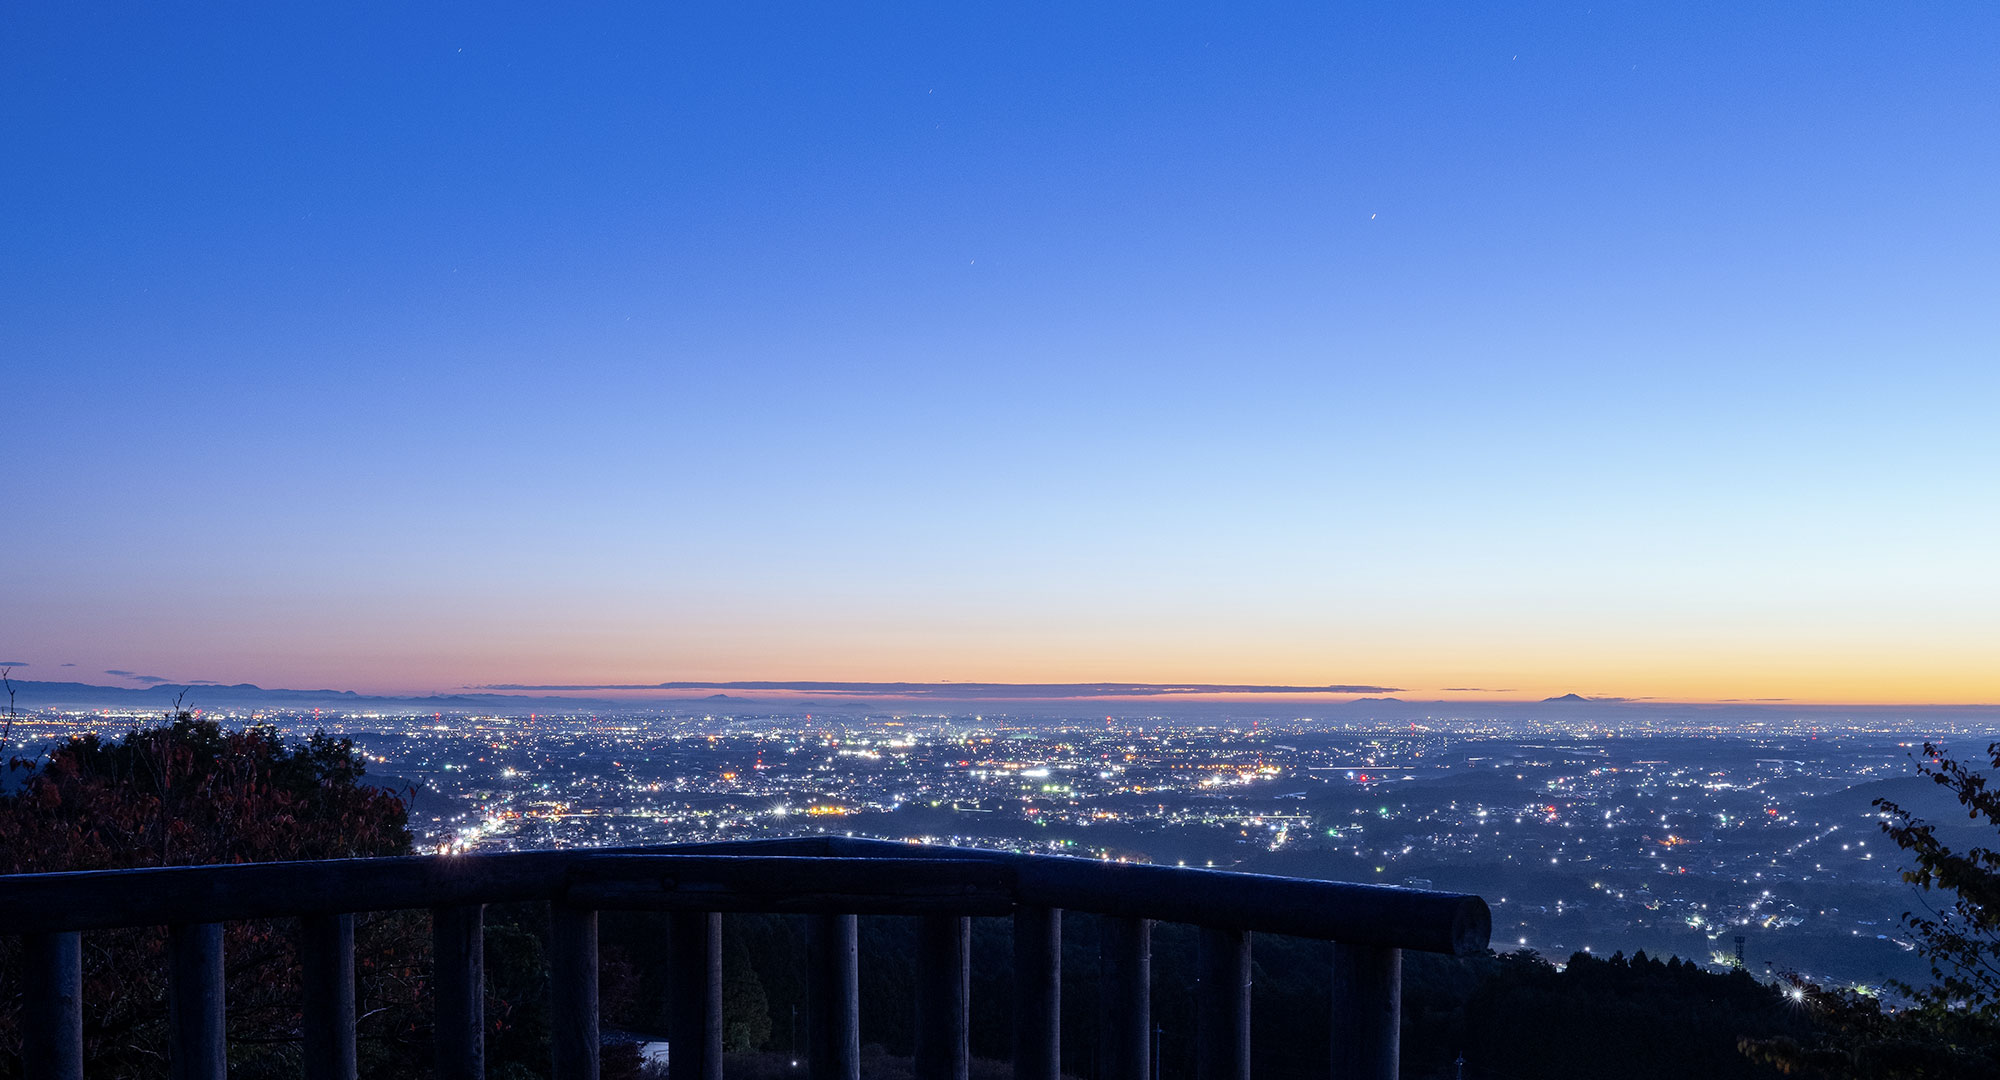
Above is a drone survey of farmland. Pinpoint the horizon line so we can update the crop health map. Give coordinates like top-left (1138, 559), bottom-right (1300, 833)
top-left (468, 680), bottom-right (1407, 699)
top-left (10, 676), bottom-right (2000, 710)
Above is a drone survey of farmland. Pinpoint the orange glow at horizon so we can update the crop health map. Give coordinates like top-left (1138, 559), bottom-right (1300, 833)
top-left (17, 588), bottom-right (1997, 707)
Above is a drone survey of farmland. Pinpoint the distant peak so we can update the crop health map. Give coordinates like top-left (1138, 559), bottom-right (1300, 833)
top-left (1543, 692), bottom-right (1591, 702)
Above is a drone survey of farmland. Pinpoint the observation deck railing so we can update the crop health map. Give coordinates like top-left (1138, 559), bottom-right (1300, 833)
top-left (1, 836), bottom-right (1489, 1080)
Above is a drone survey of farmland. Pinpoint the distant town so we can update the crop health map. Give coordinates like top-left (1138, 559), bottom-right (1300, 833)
top-left (9, 699), bottom-right (1987, 999)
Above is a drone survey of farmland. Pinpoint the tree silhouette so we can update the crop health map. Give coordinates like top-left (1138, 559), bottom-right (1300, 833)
top-left (1738, 741), bottom-right (2000, 1078)
top-left (1879, 741), bottom-right (2000, 1009)
top-left (0, 710), bottom-right (423, 1079)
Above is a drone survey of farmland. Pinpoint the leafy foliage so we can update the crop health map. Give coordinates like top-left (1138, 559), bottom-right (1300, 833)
top-left (1406, 947), bottom-right (1809, 1080)
top-left (1877, 741), bottom-right (2000, 1010)
top-left (722, 933), bottom-right (774, 1052)
top-left (0, 712), bottom-right (422, 1079)
top-left (1736, 741), bottom-right (2000, 1078)
top-left (0, 714), bottom-right (412, 873)
top-left (1738, 973), bottom-right (2000, 1079)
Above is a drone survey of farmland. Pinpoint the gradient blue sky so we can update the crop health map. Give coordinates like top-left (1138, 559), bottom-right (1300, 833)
top-left (4, 4), bottom-right (1996, 701)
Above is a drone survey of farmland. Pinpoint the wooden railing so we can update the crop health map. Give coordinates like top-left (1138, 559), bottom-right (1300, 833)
top-left (1, 836), bottom-right (1490, 1080)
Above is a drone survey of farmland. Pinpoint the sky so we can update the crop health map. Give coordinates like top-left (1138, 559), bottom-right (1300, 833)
top-left (3, 4), bottom-right (1997, 704)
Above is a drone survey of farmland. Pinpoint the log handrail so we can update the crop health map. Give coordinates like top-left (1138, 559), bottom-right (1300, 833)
top-left (1, 837), bottom-right (1486, 1080)
top-left (0, 838), bottom-right (1488, 953)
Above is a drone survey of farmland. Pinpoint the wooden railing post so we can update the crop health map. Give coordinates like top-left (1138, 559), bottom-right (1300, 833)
top-left (22, 931), bottom-right (83, 1080)
top-left (432, 904), bottom-right (485, 1080)
top-left (806, 913), bottom-right (861, 1080)
top-left (0, 842), bottom-right (1477, 1080)
top-left (1012, 905), bottom-right (1061, 1080)
top-left (670, 911), bottom-right (723, 1080)
top-left (914, 914), bottom-right (971, 1080)
top-left (168, 922), bottom-right (226, 1080)
top-left (1330, 944), bottom-right (1399, 1080)
top-left (301, 913), bottom-right (358, 1080)
top-left (1195, 927), bottom-right (1250, 1080)
top-left (551, 903), bottom-right (600, 1080)
top-left (1098, 916), bottom-right (1150, 1080)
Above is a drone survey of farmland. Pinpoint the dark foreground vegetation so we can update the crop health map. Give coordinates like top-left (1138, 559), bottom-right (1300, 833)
top-left (2, 714), bottom-right (1996, 1079)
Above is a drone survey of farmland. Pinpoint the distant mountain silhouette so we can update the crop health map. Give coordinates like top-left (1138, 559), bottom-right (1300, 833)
top-left (5, 678), bottom-right (1421, 712)
top-left (8, 680), bottom-right (351, 704)
top-left (474, 680), bottom-right (1409, 698)
top-left (3, 679), bottom-right (618, 711)
top-left (5, 679), bottom-right (1984, 723)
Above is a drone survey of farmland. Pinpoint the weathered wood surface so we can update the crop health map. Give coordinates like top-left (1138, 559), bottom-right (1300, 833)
top-left (824, 837), bottom-right (1490, 954)
top-left (0, 852), bottom-right (1007, 932)
top-left (807, 913), bottom-right (861, 1080)
top-left (1195, 927), bottom-right (1251, 1080)
top-left (0, 836), bottom-right (1487, 954)
top-left (914, 914), bottom-right (971, 1080)
top-left (1097, 916), bottom-right (1151, 1080)
top-left (566, 856), bottom-right (1016, 916)
top-left (432, 904), bottom-right (485, 1080)
top-left (0, 851), bottom-right (577, 933)
top-left (168, 922), bottom-right (226, 1080)
top-left (0, 832), bottom-right (1452, 1080)
top-left (550, 903), bottom-right (600, 1080)
top-left (301, 913), bottom-right (358, 1080)
top-left (1011, 906), bottom-right (1062, 1080)
top-left (22, 931), bottom-right (83, 1080)
top-left (1331, 943), bottom-right (1401, 1080)
top-left (0, 840), bottom-right (793, 934)
top-left (669, 911), bottom-right (724, 1080)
